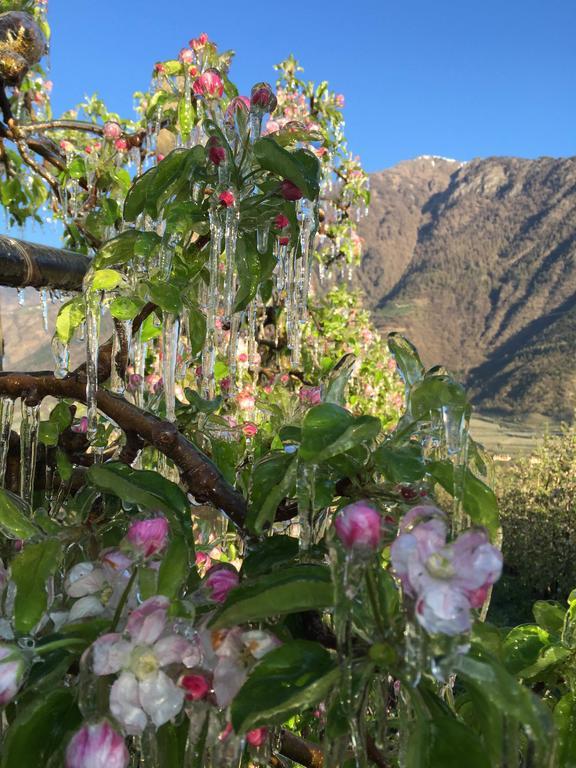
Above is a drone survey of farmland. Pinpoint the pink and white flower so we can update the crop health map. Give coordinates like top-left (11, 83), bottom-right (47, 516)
top-left (0, 644), bottom-right (26, 706)
top-left (103, 122), bottom-right (122, 140)
top-left (390, 506), bottom-right (502, 636)
top-left (63, 551), bottom-right (134, 624)
top-left (90, 597), bottom-right (198, 734)
top-left (192, 70), bottom-right (224, 99)
top-left (65, 720), bottom-right (129, 768)
top-left (299, 386), bottom-right (322, 406)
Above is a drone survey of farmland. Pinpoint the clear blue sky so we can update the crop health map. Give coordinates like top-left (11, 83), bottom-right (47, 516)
top-left (45, 0), bottom-right (576, 173)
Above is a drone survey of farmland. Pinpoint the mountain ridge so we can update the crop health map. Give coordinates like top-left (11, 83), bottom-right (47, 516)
top-left (357, 153), bottom-right (576, 419)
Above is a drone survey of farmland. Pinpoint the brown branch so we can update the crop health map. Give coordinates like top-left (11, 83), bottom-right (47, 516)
top-left (16, 119), bottom-right (107, 135)
top-left (278, 729), bottom-right (390, 768)
top-left (0, 370), bottom-right (248, 527)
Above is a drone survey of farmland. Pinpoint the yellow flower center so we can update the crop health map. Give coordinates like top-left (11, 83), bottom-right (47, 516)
top-left (131, 647), bottom-right (159, 681)
top-left (426, 552), bottom-right (454, 580)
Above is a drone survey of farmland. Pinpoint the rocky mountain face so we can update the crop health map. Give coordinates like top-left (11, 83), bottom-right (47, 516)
top-left (357, 155), bottom-right (576, 420)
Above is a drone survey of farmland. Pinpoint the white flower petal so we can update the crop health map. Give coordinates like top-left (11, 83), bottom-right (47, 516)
top-left (416, 584), bottom-right (471, 636)
top-left (66, 563), bottom-right (106, 598)
top-left (213, 656), bottom-right (247, 708)
top-left (138, 670), bottom-right (184, 728)
top-left (69, 595), bottom-right (106, 623)
top-left (153, 634), bottom-right (194, 667)
top-left (92, 633), bottom-right (133, 676)
top-left (127, 596), bottom-right (168, 645)
top-left (110, 671), bottom-right (148, 735)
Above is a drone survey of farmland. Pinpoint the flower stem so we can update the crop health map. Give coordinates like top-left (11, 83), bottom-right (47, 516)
top-left (34, 638), bottom-right (87, 655)
top-left (111, 566), bottom-right (138, 631)
top-left (365, 568), bottom-right (387, 639)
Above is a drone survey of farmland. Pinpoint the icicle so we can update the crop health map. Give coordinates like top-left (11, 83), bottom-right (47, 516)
top-left (441, 404), bottom-right (470, 535)
top-left (226, 312), bottom-right (241, 396)
top-left (256, 221), bottom-right (270, 254)
top-left (275, 238), bottom-right (288, 293)
top-left (20, 401), bottom-right (40, 506)
top-left (0, 398), bottom-right (14, 488)
top-left (131, 329), bottom-right (148, 409)
top-left (84, 288), bottom-right (101, 444)
top-left (111, 320), bottom-right (131, 395)
top-left (40, 289), bottom-right (49, 331)
top-left (247, 300), bottom-right (259, 370)
top-left (296, 462), bottom-right (317, 554)
top-left (176, 314), bottom-right (190, 380)
top-left (223, 202), bottom-right (240, 322)
top-left (17, 288), bottom-right (25, 307)
top-left (201, 208), bottom-right (224, 399)
top-left (51, 335), bottom-right (70, 379)
top-left (162, 313), bottom-right (180, 422)
top-left (296, 198), bottom-right (317, 316)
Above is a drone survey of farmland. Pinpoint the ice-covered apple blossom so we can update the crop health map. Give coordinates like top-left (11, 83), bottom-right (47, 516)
top-left (65, 720), bottom-right (129, 768)
top-left (204, 564), bottom-right (239, 603)
top-left (124, 516), bottom-right (169, 558)
top-left (390, 506), bottom-right (503, 636)
top-left (89, 596), bottom-right (199, 734)
top-left (0, 644), bottom-right (26, 706)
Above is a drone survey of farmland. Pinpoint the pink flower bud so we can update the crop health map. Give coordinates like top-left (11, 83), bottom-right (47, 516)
top-left (0, 645), bottom-right (26, 706)
top-left (179, 48), bottom-right (195, 64)
top-left (205, 565), bottom-right (239, 603)
top-left (237, 353), bottom-right (248, 363)
top-left (224, 96), bottom-right (250, 125)
top-left (60, 140), bottom-right (74, 154)
top-left (279, 180), bottom-right (303, 201)
top-left (114, 138), bottom-right (128, 152)
top-left (192, 70), bottom-right (224, 99)
top-left (65, 720), bottom-right (129, 768)
top-left (127, 373), bottom-right (142, 392)
top-left (103, 122), bottom-right (122, 140)
top-left (278, 236), bottom-right (290, 246)
top-left (154, 62), bottom-right (166, 74)
top-left (71, 416), bottom-right (88, 434)
top-left (242, 422), bottom-right (258, 438)
top-left (250, 82), bottom-right (277, 113)
top-left (179, 673), bottom-right (210, 701)
top-left (334, 501), bottom-right (382, 552)
top-left (274, 214), bottom-right (290, 230)
top-left (218, 190), bottom-right (235, 207)
top-left (190, 32), bottom-right (209, 51)
top-left (246, 728), bottom-right (268, 747)
top-left (335, 94), bottom-right (345, 108)
top-left (126, 517), bottom-right (169, 558)
top-left (207, 137), bottom-right (226, 166)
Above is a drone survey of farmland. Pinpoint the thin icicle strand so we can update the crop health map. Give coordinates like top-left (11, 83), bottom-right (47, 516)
top-left (111, 320), bottom-right (131, 395)
top-left (0, 398), bottom-right (14, 488)
top-left (162, 313), bottom-right (180, 422)
top-left (256, 221), bottom-right (270, 254)
top-left (51, 335), bottom-right (70, 379)
top-left (223, 204), bottom-right (240, 321)
top-left (20, 401), bottom-right (40, 506)
top-left (85, 290), bottom-right (101, 443)
top-left (40, 288), bottom-right (49, 332)
top-left (227, 312), bottom-right (241, 395)
top-left (201, 208), bottom-right (223, 399)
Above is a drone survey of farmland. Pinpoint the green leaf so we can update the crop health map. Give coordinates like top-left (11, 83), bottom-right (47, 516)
top-left (300, 404), bottom-right (380, 463)
top-left (177, 95), bottom-right (194, 139)
top-left (554, 694), bottom-right (576, 768)
top-left (231, 640), bottom-right (338, 732)
top-left (405, 716), bottom-right (490, 768)
top-left (56, 449), bottom-right (73, 482)
top-left (0, 489), bottom-right (40, 540)
top-left (233, 237), bottom-right (261, 313)
top-left (157, 537), bottom-right (192, 599)
top-left (38, 421), bottom-right (59, 447)
top-left (143, 280), bottom-right (183, 314)
top-left (516, 643), bottom-right (571, 679)
top-left (241, 535), bottom-right (299, 579)
top-left (140, 313), bottom-right (162, 342)
top-left (248, 452), bottom-right (297, 533)
top-left (253, 138), bottom-right (320, 200)
top-left (373, 442), bottom-right (425, 483)
top-left (323, 353), bottom-right (356, 406)
top-left (90, 268), bottom-right (123, 291)
top-left (427, 461), bottom-right (499, 539)
top-left (502, 625), bottom-right (550, 675)
top-left (209, 565), bottom-right (334, 629)
top-left (55, 297), bottom-right (85, 344)
top-left (387, 333), bottom-right (425, 387)
top-left (12, 539), bottom-right (63, 634)
top-left (93, 230), bottom-right (161, 268)
top-left (1, 687), bottom-right (82, 768)
top-left (532, 600), bottom-right (565, 634)
top-left (409, 375), bottom-right (468, 420)
top-left (49, 402), bottom-right (72, 431)
top-left (454, 654), bottom-right (553, 759)
top-left (110, 296), bottom-right (145, 321)
top-left (124, 165), bottom-right (156, 222)
top-left (87, 462), bottom-right (191, 537)
top-left (187, 306), bottom-right (207, 356)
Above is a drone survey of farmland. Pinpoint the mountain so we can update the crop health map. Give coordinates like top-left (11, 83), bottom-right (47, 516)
top-left (357, 155), bottom-right (576, 420)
